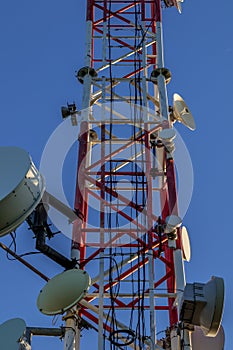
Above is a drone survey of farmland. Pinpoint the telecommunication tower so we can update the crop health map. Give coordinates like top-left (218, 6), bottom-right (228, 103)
top-left (0, 0), bottom-right (225, 349)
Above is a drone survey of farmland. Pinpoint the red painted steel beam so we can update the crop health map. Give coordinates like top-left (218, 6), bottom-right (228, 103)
top-left (0, 242), bottom-right (49, 282)
top-left (86, 124), bottom-right (161, 172)
top-left (85, 174), bottom-right (158, 221)
top-left (86, 188), bottom-right (148, 233)
top-left (78, 0), bottom-right (181, 338)
top-left (73, 121), bottom-right (89, 264)
top-left (94, 256), bottom-right (149, 293)
top-left (95, 305), bottom-right (169, 310)
top-left (127, 266), bottom-right (173, 308)
top-left (80, 309), bottom-right (112, 333)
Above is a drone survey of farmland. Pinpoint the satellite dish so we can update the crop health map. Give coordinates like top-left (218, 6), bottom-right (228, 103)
top-left (37, 269), bottom-right (91, 315)
top-left (0, 147), bottom-right (45, 237)
top-left (191, 325), bottom-right (225, 350)
top-left (181, 226), bottom-right (191, 262)
top-left (0, 318), bottom-right (26, 350)
top-left (180, 276), bottom-right (224, 337)
top-left (172, 93), bottom-right (196, 131)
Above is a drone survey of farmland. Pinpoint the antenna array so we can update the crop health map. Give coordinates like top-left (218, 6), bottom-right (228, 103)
top-left (0, 1), bottom-right (224, 349)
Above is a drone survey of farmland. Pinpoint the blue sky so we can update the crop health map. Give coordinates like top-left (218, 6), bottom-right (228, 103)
top-left (0, 0), bottom-right (232, 349)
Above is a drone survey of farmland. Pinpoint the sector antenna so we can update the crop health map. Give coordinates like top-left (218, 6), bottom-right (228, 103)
top-left (0, 0), bottom-right (225, 349)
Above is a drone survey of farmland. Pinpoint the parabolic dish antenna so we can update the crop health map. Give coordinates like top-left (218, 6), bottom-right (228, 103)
top-left (181, 226), bottom-right (191, 262)
top-left (0, 318), bottom-right (26, 350)
top-left (37, 269), bottom-right (91, 315)
top-left (191, 325), bottom-right (224, 349)
top-left (200, 276), bottom-right (224, 337)
top-left (159, 128), bottom-right (176, 141)
top-left (173, 93), bottom-right (196, 131)
top-left (165, 215), bottom-right (182, 233)
top-left (180, 276), bottom-right (224, 337)
top-left (0, 146), bottom-right (45, 237)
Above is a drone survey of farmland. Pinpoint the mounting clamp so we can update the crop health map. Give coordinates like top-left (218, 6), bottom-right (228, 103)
top-left (150, 68), bottom-right (172, 84)
top-left (76, 66), bottom-right (97, 84)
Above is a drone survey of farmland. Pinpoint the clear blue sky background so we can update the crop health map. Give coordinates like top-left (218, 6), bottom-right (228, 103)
top-left (0, 0), bottom-right (232, 349)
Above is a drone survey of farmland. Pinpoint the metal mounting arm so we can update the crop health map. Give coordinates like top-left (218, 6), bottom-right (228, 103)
top-left (27, 203), bottom-right (77, 270)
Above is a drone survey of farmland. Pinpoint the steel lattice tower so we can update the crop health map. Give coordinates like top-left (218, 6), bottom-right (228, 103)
top-left (69, 0), bottom-right (188, 349)
top-left (0, 1), bottom-right (225, 349)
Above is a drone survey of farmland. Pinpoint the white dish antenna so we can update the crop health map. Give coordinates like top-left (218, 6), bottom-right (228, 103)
top-left (200, 276), bottom-right (224, 337)
top-left (0, 318), bottom-right (26, 350)
top-left (37, 269), bottom-right (91, 315)
top-left (181, 226), bottom-right (191, 262)
top-left (165, 215), bottom-right (182, 233)
top-left (172, 93), bottom-right (196, 131)
top-left (0, 147), bottom-right (45, 236)
top-left (191, 325), bottom-right (224, 349)
top-left (159, 128), bottom-right (176, 142)
top-left (180, 276), bottom-right (224, 337)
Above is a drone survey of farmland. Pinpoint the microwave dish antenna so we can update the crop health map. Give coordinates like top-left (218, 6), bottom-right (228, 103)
top-left (180, 276), bottom-right (224, 337)
top-left (0, 146), bottom-right (45, 236)
top-left (37, 269), bottom-right (91, 315)
top-left (181, 226), bottom-right (191, 262)
top-left (191, 325), bottom-right (224, 349)
top-left (0, 318), bottom-right (26, 350)
top-left (172, 93), bottom-right (196, 130)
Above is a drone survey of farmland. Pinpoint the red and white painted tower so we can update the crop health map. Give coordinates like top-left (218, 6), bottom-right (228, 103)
top-left (0, 1), bottom-right (225, 349)
top-left (69, 0), bottom-right (190, 349)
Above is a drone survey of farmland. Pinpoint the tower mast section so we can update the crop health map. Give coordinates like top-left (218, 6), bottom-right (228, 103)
top-left (72, 0), bottom-right (188, 349)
